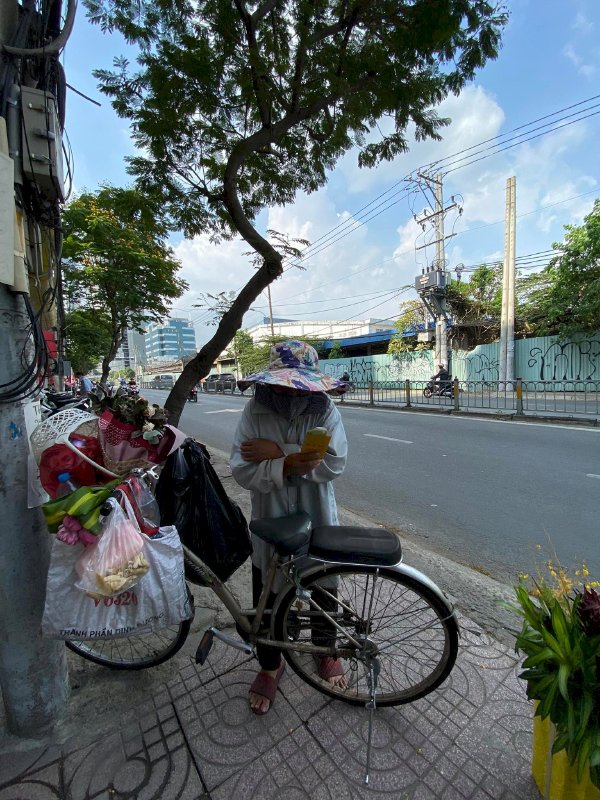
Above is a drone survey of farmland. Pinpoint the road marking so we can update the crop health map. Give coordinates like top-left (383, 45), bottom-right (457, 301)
top-left (586, 474), bottom-right (600, 479)
top-left (343, 406), bottom-right (600, 433)
top-left (364, 434), bottom-right (413, 444)
top-left (204, 409), bottom-right (242, 414)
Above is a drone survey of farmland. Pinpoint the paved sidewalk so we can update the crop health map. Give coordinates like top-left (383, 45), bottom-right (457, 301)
top-left (0, 449), bottom-right (540, 800)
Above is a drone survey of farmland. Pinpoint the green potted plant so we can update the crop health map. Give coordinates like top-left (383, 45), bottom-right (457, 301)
top-left (509, 561), bottom-right (600, 799)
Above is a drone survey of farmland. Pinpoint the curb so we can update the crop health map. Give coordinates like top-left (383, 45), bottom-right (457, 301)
top-left (336, 399), bottom-right (599, 428)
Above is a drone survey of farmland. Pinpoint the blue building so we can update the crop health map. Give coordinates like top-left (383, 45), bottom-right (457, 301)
top-left (144, 318), bottom-right (196, 363)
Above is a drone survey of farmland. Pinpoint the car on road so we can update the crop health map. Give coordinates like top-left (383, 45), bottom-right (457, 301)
top-left (150, 374), bottom-right (174, 390)
top-left (202, 374), bottom-right (220, 392)
top-left (215, 373), bottom-right (237, 393)
top-left (202, 372), bottom-right (238, 392)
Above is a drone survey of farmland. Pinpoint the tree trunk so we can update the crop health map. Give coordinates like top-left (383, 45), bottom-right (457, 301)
top-left (165, 256), bottom-right (282, 426)
top-left (101, 325), bottom-right (126, 383)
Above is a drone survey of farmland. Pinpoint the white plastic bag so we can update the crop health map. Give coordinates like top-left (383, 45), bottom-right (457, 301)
top-left (75, 499), bottom-right (149, 597)
top-left (42, 525), bottom-right (192, 640)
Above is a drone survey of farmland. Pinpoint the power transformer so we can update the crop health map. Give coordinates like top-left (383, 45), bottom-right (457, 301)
top-left (415, 269), bottom-right (447, 292)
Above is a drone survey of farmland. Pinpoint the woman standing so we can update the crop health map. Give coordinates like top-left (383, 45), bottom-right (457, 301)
top-left (230, 341), bottom-right (348, 715)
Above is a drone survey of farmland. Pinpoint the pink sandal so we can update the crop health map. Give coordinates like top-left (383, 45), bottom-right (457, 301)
top-left (248, 661), bottom-right (285, 716)
top-left (318, 656), bottom-right (344, 681)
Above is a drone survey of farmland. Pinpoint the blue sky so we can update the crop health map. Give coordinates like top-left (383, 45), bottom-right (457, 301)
top-left (62, 1), bottom-right (600, 347)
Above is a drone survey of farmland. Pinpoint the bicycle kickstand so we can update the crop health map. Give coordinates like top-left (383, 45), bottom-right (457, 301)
top-left (364, 658), bottom-right (381, 785)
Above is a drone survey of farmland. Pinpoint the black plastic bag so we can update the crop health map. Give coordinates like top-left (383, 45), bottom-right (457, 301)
top-left (156, 439), bottom-right (251, 582)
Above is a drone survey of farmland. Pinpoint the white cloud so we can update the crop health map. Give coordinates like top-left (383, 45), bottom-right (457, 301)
top-left (563, 42), bottom-right (597, 77)
top-left (168, 81), bottom-right (597, 344)
top-left (572, 11), bottom-right (594, 34)
top-left (336, 85), bottom-right (505, 194)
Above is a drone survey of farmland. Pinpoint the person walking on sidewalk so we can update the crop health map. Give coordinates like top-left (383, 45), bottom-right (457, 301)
top-left (231, 340), bottom-right (348, 715)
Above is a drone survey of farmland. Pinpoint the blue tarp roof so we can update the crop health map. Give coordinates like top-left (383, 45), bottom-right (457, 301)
top-left (321, 330), bottom-right (395, 349)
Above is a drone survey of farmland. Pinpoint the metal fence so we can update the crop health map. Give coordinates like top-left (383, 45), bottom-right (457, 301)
top-left (338, 379), bottom-right (600, 420)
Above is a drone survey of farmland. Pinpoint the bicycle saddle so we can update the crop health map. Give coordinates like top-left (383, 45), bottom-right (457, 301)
top-left (250, 511), bottom-right (312, 556)
top-left (310, 526), bottom-right (402, 565)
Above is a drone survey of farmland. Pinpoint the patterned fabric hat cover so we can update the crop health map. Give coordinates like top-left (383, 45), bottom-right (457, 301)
top-left (237, 341), bottom-right (345, 394)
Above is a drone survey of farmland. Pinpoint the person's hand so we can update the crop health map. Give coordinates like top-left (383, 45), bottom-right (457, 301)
top-left (240, 438), bottom-right (284, 462)
top-left (283, 451), bottom-right (322, 477)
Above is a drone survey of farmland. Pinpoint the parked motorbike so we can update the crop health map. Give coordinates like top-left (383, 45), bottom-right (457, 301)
top-left (423, 379), bottom-right (452, 398)
top-left (39, 389), bottom-right (91, 419)
top-left (188, 387), bottom-right (198, 403)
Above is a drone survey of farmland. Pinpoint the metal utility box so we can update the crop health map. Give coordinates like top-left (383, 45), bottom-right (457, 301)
top-left (20, 86), bottom-right (64, 202)
top-left (415, 270), bottom-right (447, 292)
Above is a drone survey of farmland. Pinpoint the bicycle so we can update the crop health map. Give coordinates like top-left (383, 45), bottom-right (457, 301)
top-left (64, 471), bottom-right (459, 782)
top-left (67, 512), bottom-right (458, 706)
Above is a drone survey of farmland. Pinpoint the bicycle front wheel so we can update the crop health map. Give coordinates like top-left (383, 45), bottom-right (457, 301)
top-left (66, 619), bottom-right (192, 670)
top-left (273, 566), bottom-right (458, 707)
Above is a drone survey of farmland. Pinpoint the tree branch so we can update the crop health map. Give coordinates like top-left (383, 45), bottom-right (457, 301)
top-left (234, 0), bottom-right (271, 126)
top-left (251, 0), bottom-right (278, 25)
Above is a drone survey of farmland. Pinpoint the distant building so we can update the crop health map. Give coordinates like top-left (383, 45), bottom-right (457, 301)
top-left (111, 328), bottom-right (147, 371)
top-left (246, 318), bottom-right (394, 345)
top-left (145, 317), bottom-right (196, 363)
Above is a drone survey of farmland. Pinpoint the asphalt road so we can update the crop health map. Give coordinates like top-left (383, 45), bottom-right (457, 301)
top-left (147, 389), bottom-right (600, 584)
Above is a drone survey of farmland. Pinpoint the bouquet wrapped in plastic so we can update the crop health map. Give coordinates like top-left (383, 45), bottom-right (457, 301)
top-left (92, 393), bottom-right (185, 475)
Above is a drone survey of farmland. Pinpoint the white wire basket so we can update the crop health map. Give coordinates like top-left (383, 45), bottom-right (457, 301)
top-left (30, 409), bottom-right (118, 478)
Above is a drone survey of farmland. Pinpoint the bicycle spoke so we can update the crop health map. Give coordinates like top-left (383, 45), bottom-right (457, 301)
top-left (276, 567), bottom-right (457, 705)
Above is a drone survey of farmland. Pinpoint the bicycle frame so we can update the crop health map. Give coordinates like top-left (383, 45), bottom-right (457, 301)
top-left (182, 543), bottom-right (457, 659)
top-left (183, 544), bottom-right (368, 658)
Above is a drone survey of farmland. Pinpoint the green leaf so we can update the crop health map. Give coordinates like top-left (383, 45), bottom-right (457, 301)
top-left (550, 602), bottom-right (570, 648)
top-left (575, 737), bottom-right (592, 782)
top-left (522, 648), bottom-right (557, 669)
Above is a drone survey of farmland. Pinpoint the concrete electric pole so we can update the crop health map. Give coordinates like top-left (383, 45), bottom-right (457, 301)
top-left (0, 0), bottom-right (75, 735)
top-left (499, 176), bottom-right (516, 385)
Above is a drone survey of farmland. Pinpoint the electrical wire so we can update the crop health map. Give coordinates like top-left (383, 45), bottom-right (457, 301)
top-left (280, 96), bottom-right (600, 269)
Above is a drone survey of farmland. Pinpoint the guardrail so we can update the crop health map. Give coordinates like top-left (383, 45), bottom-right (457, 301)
top-left (339, 379), bottom-right (600, 420)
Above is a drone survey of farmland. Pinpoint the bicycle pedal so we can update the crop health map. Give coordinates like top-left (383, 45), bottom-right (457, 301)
top-left (210, 627), bottom-right (254, 654)
top-left (195, 629), bottom-right (215, 665)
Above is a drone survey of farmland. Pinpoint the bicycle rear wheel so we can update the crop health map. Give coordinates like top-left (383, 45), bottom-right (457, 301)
top-left (274, 566), bottom-right (458, 707)
top-left (66, 618), bottom-right (192, 670)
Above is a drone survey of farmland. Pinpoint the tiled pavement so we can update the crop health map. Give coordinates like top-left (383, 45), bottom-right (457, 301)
top-left (0, 451), bottom-right (539, 798)
top-left (0, 618), bottom-right (540, 800)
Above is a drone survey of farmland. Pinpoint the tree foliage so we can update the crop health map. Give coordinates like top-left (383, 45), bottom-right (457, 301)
top-left (61, 186), bottom-right (187, 381)
top-left (532, 199), bottom-right (600, 337)
top-left (64, 308), bottom-right (113, 374)
top-left (83, 0), bottom-right (507, 422)
top-left (388, 299), bottom-right (428, 354)
top-left (445, 263), bottom-right (504, 347)
top-left (227, 329), bottom-right (268, 376)
top-left (328, 340), bottom-right (345, 359)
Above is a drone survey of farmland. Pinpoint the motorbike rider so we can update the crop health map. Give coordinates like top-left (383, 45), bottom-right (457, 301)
top-left (432, 364), bottom-right (451, 393)
top-left (75, 371), bottom-right (93, 397)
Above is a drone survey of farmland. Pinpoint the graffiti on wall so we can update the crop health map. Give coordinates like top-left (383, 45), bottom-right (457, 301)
top-left (323, 336), bottom-right (600, 383)
top-left (323, 353), bottom-right (433, 382)
top-left (527, 339), bottom-right (600, 381)
top-left (452, 350), bottom-right (500, 382)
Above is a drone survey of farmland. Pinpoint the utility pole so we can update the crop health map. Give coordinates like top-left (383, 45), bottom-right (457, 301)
top-left (413, 173), bottom-right (461, 372)
top-left (433, 176), bottom-right (448, 369)
top-left (266, 284), bottom-right (275, 338)
top-left (499, 176), bottom-right (516, 384)
top-left (0, 0), bottom-right (73, 735)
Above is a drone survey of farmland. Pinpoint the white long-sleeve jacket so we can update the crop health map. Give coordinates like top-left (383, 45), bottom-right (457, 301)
top-left (230, 396), bottom-right (347, 582)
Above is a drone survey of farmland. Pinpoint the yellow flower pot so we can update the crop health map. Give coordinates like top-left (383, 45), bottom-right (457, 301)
top-left (532, 708), bottom-right (600, 800)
